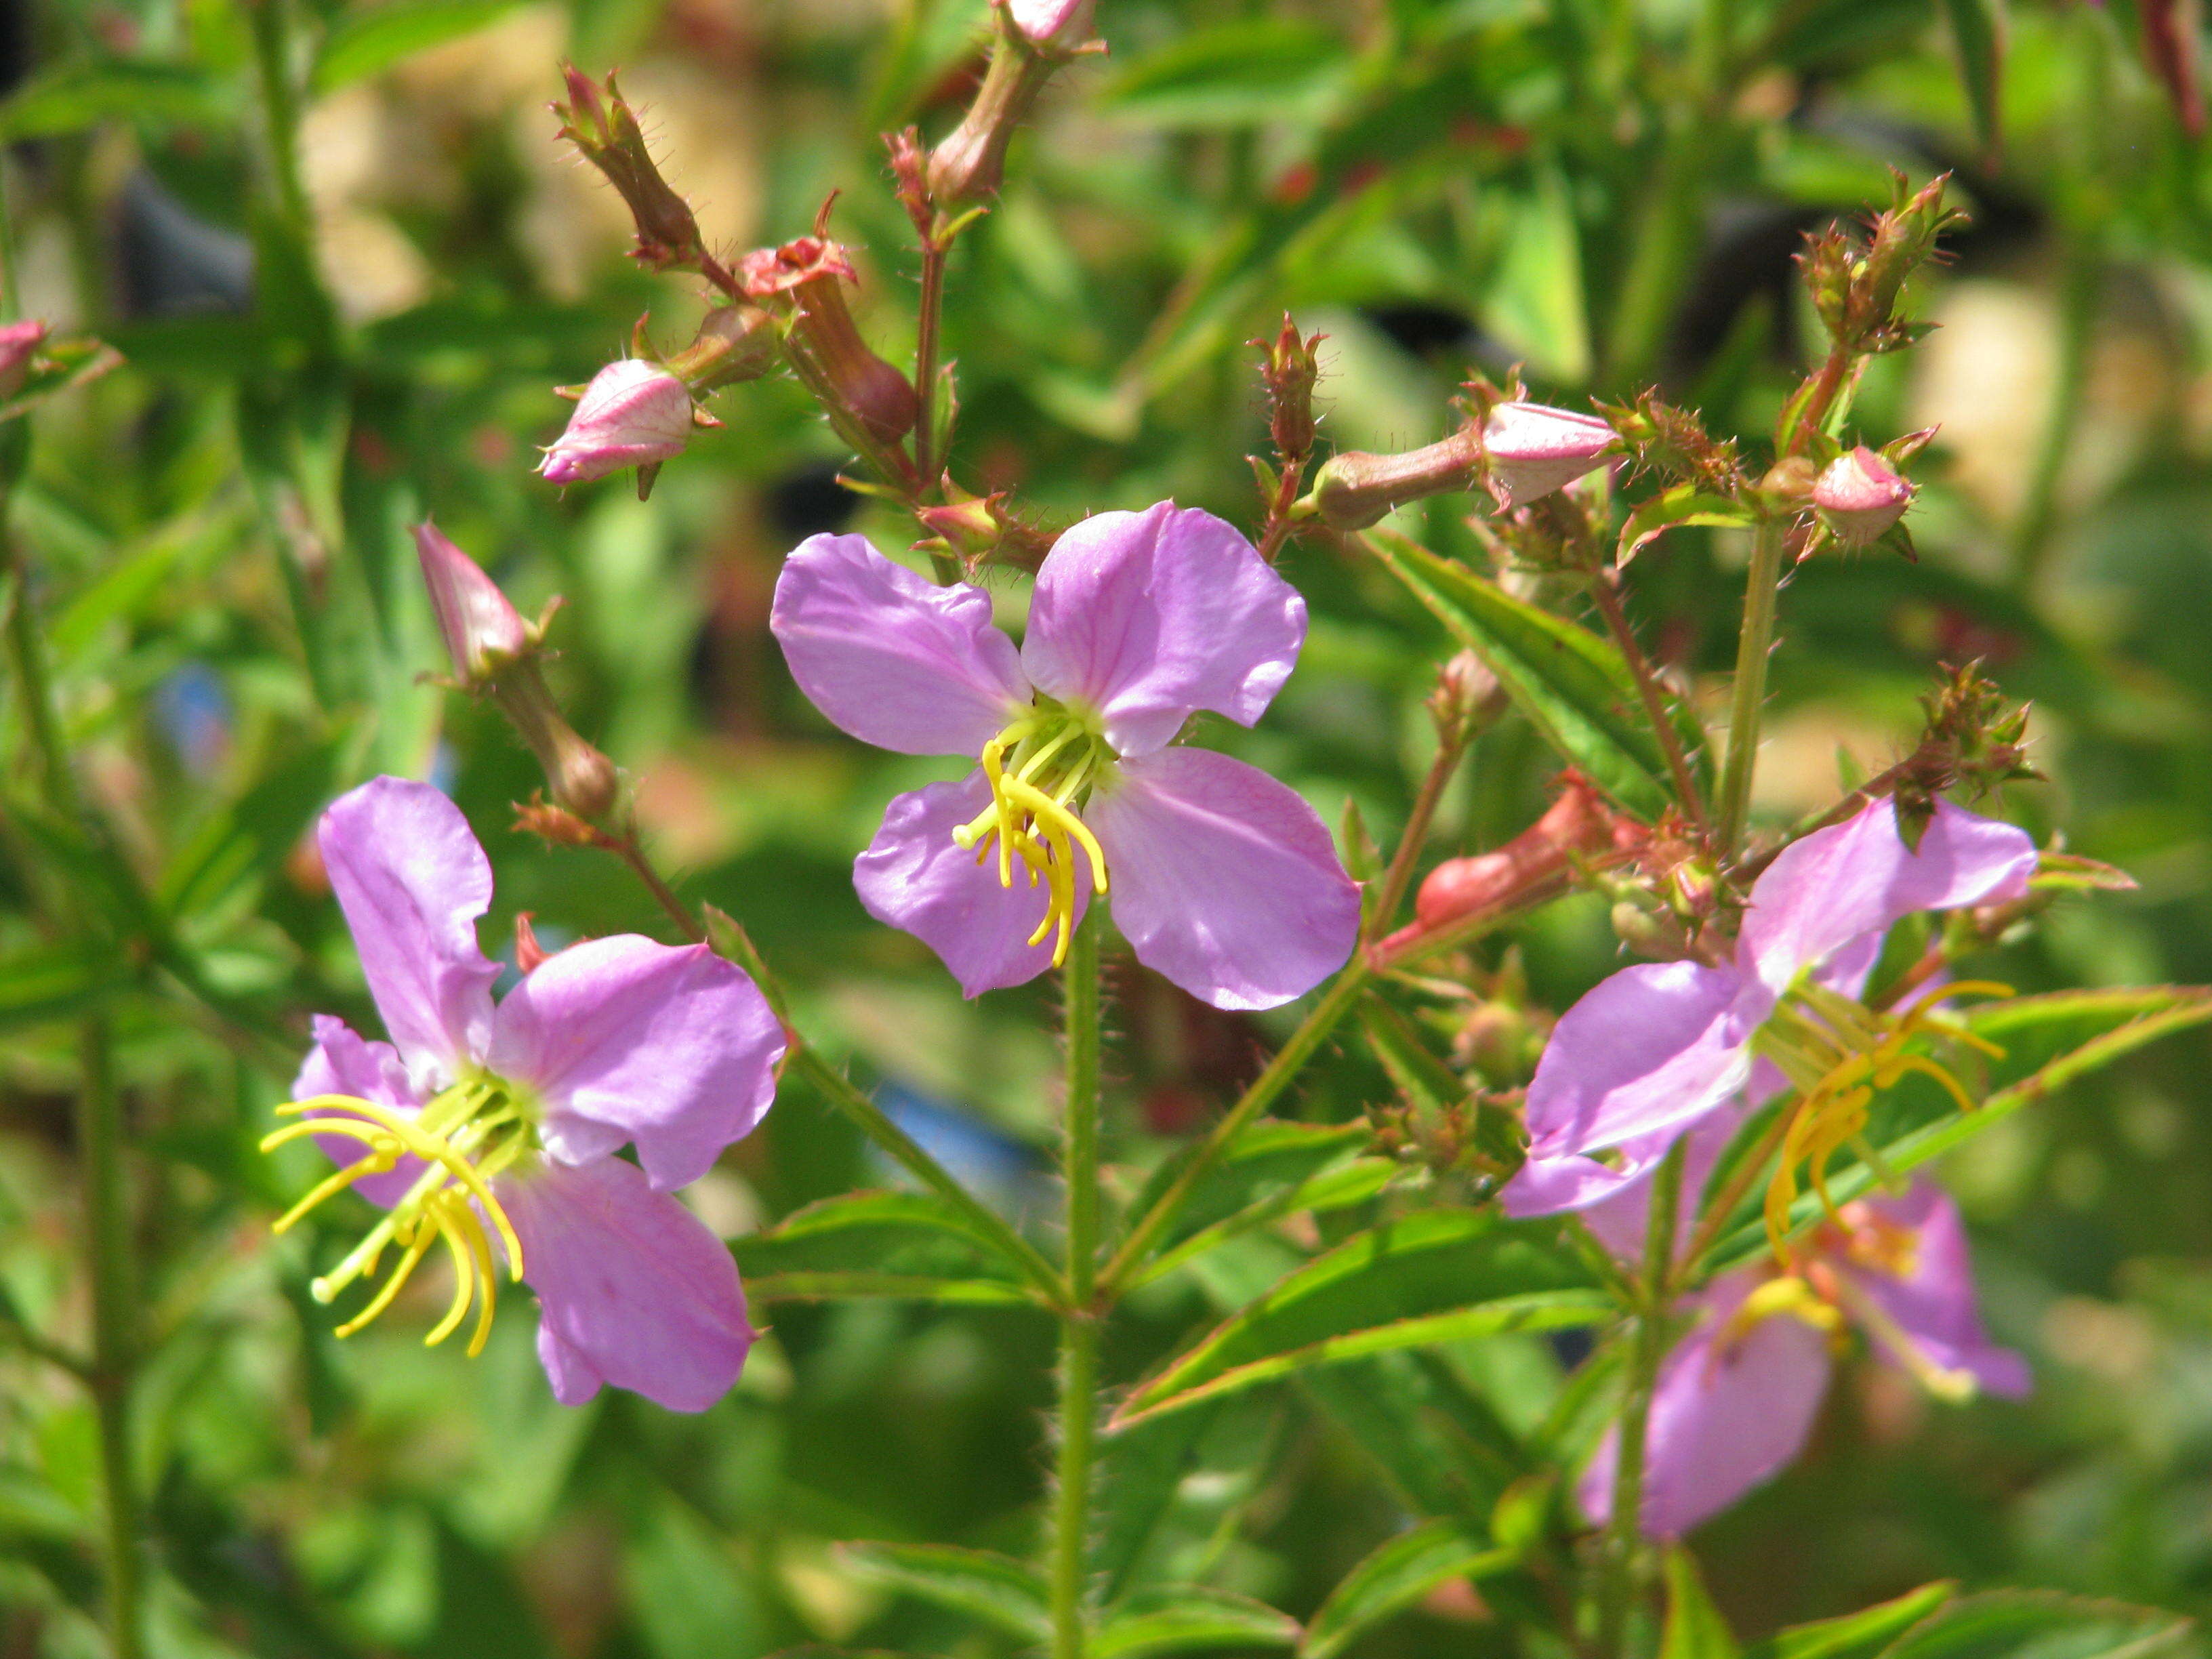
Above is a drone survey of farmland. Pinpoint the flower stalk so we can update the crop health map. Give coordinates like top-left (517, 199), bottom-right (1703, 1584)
top-left (1050, 907), bottom-right (1106, 1659)
top-left (1715, 516), bottom-right (1788, 856)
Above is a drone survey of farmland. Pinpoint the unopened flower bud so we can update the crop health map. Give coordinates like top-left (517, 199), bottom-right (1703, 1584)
top-left (1302, 428), bottom-right (1481, 531)
top-left (1427, 649), bottom-right (1507, 742)
top-left (1814, 446), bottom-right (1914, 546)
top-left (740, 230), bottom-right (918, 449)
top-left (539, 359), bottom-right (694, 486)
top-left (1254, 314), bottom-right (1322, 462)
top-left (663, 303), bottom-right (779, 392)
top-left (1009, 0), bottom-right (1095, 48)
top-left (417, 521), bottom-right (531, 685)
top-left (916, 484), bottom-right (1009, 560)
top-left (554, 66), bottom-right (703, 269)
top-left (0, 320), bottom-right (47, 398)
top-left (1479, 401), bottom-right (1618, 509)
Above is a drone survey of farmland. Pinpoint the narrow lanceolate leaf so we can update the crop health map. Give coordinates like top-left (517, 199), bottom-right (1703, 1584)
top-left (1740, 1581), bottom-right (1954, 1659)
top-left (1618, 485), bottom-right (1755, 567)
top-left (1132, 1160), bottom-right (1399, 1290)
top-left (1709, 987), bottom-right (2212, 1270)
top-left (1365, 527), bottom-right (1694, 817)
top-left (1938, 0), bottom-right (2005, 164)
top-left (1128, 1119), bottom-right (1374, 1268)
top-left (1094, 1586), bottom-right (1301, 1658)
top-left (835, 1544), bottom-right (1049, 1641)
top-left (1299, 1522), bottom-right (1513, 1659)
top-left (313, 0), bottom-right (525, 93)
top-left (1661, 1549), bottom-right (1741, 1659)
top-left (732, 1189), bottom-right (1040, 1296)
top-left (1875, 1589), bottom-right (2190, 1659)
top-left (1112, 1211), bottom-right (1607, 1429)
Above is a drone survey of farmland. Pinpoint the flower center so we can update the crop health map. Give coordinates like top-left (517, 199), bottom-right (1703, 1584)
top-left (1748, 979), bottom-right (2011, 1252)
top-left (951, 701), bottom-right (1113, 967)
top-left (260, 1080), bottom-right (531, 1356)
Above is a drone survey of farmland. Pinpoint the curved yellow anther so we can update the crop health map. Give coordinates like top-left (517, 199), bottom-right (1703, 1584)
top-left (279, 1095), bottom-right (523, 1278)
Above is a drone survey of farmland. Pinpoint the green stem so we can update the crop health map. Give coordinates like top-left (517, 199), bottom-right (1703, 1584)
top-left (1587, 571), bottom-right (1708, 832)
top-left (246, 0), bottom-right (313, 242)
top-left (1713, 517), bottom-right (1786, 857)
top-left (77, 1015), bottom-right (144, 1659)
top-left (788, 1046), bottom-right (1066, 1305)
top-left (1050, 911), bottom-right (1105, 1659)
top-left (1099, 962), bottom-right (1369, 1294)
top-left (1595, 1139), bottom-right (1685, 1654)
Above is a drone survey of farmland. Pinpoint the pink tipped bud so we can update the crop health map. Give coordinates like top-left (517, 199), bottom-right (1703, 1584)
top-left (416, 521), bottom-right (531, 684)
top-left (538, 359), bottom-right (693, 485)
top-left (0, 319), bottom-right (46, 398)
top-left (1814, 445), bottom-right (1914, 546)
top-left (1479, 401), bottom-right (1617, 509)
top-left (1008, 0), bottom-right (1095, 48)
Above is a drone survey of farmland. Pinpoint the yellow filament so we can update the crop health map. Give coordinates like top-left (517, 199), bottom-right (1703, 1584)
top-left (332, 1216), bottom-right (438, 1337)
top-left (423, 1196), bottom-right (478, 1348)
top-left (460, 1201), bottom-right (500, 1357)
top-left (277, 1095), bottom-right (524, 1276)
top-left (262, 1124), bottom-right (403, 1233)
top-left (951, 721), bottom-right (1113, 968)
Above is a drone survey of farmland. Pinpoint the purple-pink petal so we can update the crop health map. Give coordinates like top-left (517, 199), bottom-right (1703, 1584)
top-left (771, 533), bottom-right (1031, 756)
top-left (1513, 960), bottom-right (1757, 1186)
top-left (1571, 1095), bottom-right (1755, 1258)
top-left (1841, 1181), bottom-right (2030, 1398)
top-left (1084, 747), bottom-right (1359, 1010)
top-left (1738, 798), bottom-right (2036, 996)
top-left (295, 1015), bottom-right (429, 1210)
top-left (1020, 504), bottom-right (1307, 757)
top-left (497, 1154), bottom-right (755, 1412)
top-left (487, 937), bottom-right (785, 1191)
top-left (853, 773), bottom-right (1090, 997)
top-left (317, 777), bottom-right (501, 1084)
top-left (1580, 1272), bottom-right (1833, 1537)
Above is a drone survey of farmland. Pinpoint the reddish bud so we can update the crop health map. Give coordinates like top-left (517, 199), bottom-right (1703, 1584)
top-left (1479, 401), bottom-right (1618, 509)
top-left (925, 0), bottom-right (1090, 207)
top-left (1254, 314), bottom-right (1323, 463)
top-left (538, 359), bottom-right (694, 485)
top-left (741, 228), bottom-right (918, 449)
top-left (0, 319), bottom-right (47, 398)
top-left (416, 520), bottom-right (531, 684)
top-left (552, 66), bottom-right (704, 270)
top-left (514, 912), bottom-right (553, 975)
top-left (1814, 445), bottom-right (1914, 546)
top-left (1302, 428), bottom-right (1483, 531)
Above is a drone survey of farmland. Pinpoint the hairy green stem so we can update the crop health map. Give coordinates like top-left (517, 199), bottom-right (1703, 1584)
top-left (1595, 1139), bottom-right (1685, 1654)
top-left (1050, 911), bottom-right (1105, 1659)
top-left (1588, 571), bottom-right (1708, 832)
top-left (1099, 962), bottom-right (1369, 1294)
top-left (1714, 517), bottom-right (1787, 857)
top-left (78, 1015), bottom-right (144, 1659)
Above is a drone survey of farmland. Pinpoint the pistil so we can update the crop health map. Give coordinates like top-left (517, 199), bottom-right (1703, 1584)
top-left (952, 707), bottom-right (1113, 966)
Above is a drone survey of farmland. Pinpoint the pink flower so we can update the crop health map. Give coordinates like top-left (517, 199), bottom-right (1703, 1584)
top-left (1008, 0), bottom-right (1094, 47)
top-left (0, 319), bottom-right (46, 398)
top-left (1503, 796), bottom-right (2036, 1224)
top-left (1481, 401), bottom-right (1618, 509)
top-left (417, 520), bottom-right (531, 681)
top-left (266, 777), bottom-right (783, 1411)
top-left (1580, 1179), bottom-right (2028, 1537)
top-left (770, 503), bottom-right (1361, 1009)
top-left (538, 359), bottom-right (695, 485)
top-left (1814, 446), bottom-right (1915, 546)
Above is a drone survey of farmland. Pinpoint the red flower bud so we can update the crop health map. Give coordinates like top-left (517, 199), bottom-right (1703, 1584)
top-left (1814, 445), bottom-right (1914, 546)
top-left (741, 229), bottom-right (918, 449)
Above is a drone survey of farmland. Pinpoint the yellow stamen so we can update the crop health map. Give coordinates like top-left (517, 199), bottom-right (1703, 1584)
top-left (423, 1196), bottom-right (478, 1348)
top-left (277, 1095), bottom-right (524, 1275)
top-left (950, 707), bottom-right (1115, 968)
top-left (333, 1216), bottom-right (438, 1337)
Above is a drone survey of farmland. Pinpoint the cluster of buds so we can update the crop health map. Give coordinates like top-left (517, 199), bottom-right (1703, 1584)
top-left (1601, 821), bottom-right (1725, 962)
top-left (415, 523), bottom-right (619, 821)
top-left (1896, 661), bottom-right (2039, 821)
top-left (738, 212), bottom-right (920, 481)
top-left (928, 0), bottom-right (1102, 208)
top-left (1298, 390), bottom-right (1617, 533)
top-left (1601, 388), bottom-right (1747, 498)
top-left (1800, 173), bottom-right (1965, 361)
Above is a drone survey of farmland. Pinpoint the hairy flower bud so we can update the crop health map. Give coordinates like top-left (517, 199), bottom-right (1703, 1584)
top-left (740, 230), bottom-right (918, 449)
top-left (0, 319), bottom-right (47, 398)
top-left (1255, 314), bottom-right (1322, 463)
top-left (554, 66), bottom-right (703, 270)
top-left (539, 359), bottom-right (694, 486)
top-left (926, 0), bottom-right (1093, 207)
top-left (417, 520), bottom-right (530, 685)
top-left (1814, 446), bottom-right (1914, 546)
top-left (1479, 401), bottom-right (1618, 509)
top-left (1302, 428), bottom-right (1482, 531)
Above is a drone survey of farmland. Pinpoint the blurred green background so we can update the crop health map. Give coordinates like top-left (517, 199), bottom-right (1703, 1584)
top-left (5, 0), bottom-right (2212, 1654)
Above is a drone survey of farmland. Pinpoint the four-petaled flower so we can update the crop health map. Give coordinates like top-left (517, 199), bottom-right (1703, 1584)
top-left (267, 777), bottom-right (783, 1412)
top-left (769, 502), bottom-right (1361, 1010)
top-left (1580, 1178), bottom-right (2028, 1537)
top-left (1503, 796), bottom-right (2036, 1234)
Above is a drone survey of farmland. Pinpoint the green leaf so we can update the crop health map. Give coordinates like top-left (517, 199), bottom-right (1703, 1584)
top-left (1099, 21), bottom-right (1350, 127)
top-left (0, 62), bottom-right (224, 141)
top-left (0, 338), bottom-right (124, 424)
top-left (1661, 1549), bottom-right (1740, 1659)
top-left (741, 1273), bottom-right (1033, 1305)
top-left (1299, 1521), bottom-right (1512, 1659)
top-left (313, 1), bottom-right (527, 94)
top-left (1742, 1582), bottom-right (1955, 1659)
top-left (0, 941), bottom-right (129, 1033)
top-left (1874, 1590), bottom-right (2190, 1659)
top-left (1938, 0), bottom-right (2005, 163)
top-left (836, 1543), bottom-right (1048, 1641)
top-left (1484, 167), bottom-right (1591, 384)
top-left (1365, 527), bottom-right (1692, 817)
top-left (1357, 998), bottom-right (1522, 1170)
top-left (1113, 1211), bottom-right (1608, 1428)
top-left (1094, 1586), bottom-right (1300, 1658)
top-left (733, 1190), bottom-right (1039, 1291)
top-left (1618, 485), bottom-right (1756, 567)
top-left (160, 737), bottom-right (348, 922)
top-left (1095, 1403), bottom-right (1225, 1599)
